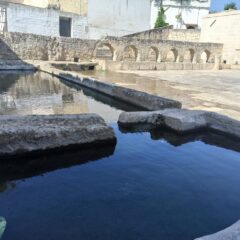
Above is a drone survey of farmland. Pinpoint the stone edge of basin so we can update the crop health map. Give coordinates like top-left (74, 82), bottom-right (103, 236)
top-left (194, 220), bottom-right (240, 240)
top-left (39, 66), bottom-right (182, 111)
top-left (118, 109), bottom-right (240, 139)
top-left (0, 113), bottom-right (116, 158)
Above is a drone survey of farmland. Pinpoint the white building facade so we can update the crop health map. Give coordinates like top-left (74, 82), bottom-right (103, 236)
top-left (0, 0), bottom-right (151, 39)
top-left (151, 0), bottom-right (211, 29)
top-left (200, 10), bottom-right (240, 65)
top-left (0, 0), bottom-right (211, 39)
top-left (87, 0), bottom-right (151, 39)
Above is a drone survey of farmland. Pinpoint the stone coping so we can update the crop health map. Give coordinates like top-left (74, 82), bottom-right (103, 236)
top-left (118, 109), bottom-right (240, 140)
top-left (39, 65), bottom-right (182, 111)
top-left (195, 220), bottom-right (240, 240)
top-left (0, 114), bottom-right (116, 158)
top-left (0, 60), bottom-right (35, 70)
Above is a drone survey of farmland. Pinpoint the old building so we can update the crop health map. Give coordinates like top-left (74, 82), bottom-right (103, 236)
top-left (151, 0), bottom-right (211, 29)
top-left (0, 0), bottom-right (151, 39)
top-left (200, 10), bottom-right (240, 65)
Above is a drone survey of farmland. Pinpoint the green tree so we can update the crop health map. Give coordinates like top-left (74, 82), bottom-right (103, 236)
top-left (154, 6), bottom-right (169, 28)
top-left (224, 2), bottom-right (237, 10)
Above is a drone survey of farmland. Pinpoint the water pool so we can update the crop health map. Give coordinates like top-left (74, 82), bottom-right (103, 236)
top-left (0, 71), bottom-right (137, 122)
top-left (0, 71), bottom-right (240, 240)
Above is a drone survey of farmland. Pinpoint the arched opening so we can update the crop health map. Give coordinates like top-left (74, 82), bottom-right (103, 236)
top-left (148, 47), bottom-right (159, 62)
top-left (123, 45), bottom-right (138, 61)
top-left (183, 49), bottom-right (195, 63)
top-left (95, 43), bottom-right (114, 60)
top-left (166, 49), bottom-right (178, 62)
top-left (200, 50), bottom-right (211, 63)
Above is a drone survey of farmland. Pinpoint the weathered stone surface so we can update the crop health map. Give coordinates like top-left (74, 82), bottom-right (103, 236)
top-left (162, 109), bottom-right (208, 132)
top-left (206, 112), bottom-right (240, 139)
top-left (119, 109), bottom-right (208, 132)
top-left (118, 111), bottom-right (163, 125)
top-left (195, 220), bottom-right (240, 240)
top-left (118, 109), bottom-right (240, 138)
top-left (0, 114), bottom-right (116, 157)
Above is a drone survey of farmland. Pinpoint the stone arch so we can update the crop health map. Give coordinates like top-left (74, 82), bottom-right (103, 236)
top-left (183, 49), bottom-right (195, 63)
top-left (200, 50), bottom-right (211, 63)
top-left (166, 49), bottom-right (178, 62)
top-left (95, 43), bottom-right (115, 60)
top-left (123, 45), bottom-right (138, 61)
top-left (148, 47), bottom-right (159, 62)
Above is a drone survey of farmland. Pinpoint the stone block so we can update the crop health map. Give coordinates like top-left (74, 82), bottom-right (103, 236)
top-left (118, 109), bottom-right (240, 138)
top-left (0, 114), bottom-right (116, 158)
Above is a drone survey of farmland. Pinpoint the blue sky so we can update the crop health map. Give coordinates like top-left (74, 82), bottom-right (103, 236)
top-left (211, 0), bottom-right (240, 11)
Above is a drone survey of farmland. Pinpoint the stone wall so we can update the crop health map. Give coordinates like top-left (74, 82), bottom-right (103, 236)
top-left (0, 32), bottom-right (223, 71)
top-left (94, 37), bottom-right (223, 63)
top-left (0, 32), bottom-right (96, 61)
top-left (124, 27), bottom-right (201, 42)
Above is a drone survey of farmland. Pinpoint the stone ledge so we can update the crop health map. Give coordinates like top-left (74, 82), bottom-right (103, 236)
top-left (0, 60), bottom-right (35, 71)
top-left (0, 114), bottom-right (116, 158)
top-left (195, 220), bottom-right (240, 240)
top-left (118, 109), bottom-right (240, 139)
top-left (39, 65), bottom-right (182, 111)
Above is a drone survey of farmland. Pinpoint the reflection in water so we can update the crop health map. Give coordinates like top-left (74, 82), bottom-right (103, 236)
top-left (0, 141), bottom-right (116, 182)
top-left (0, 71), bottom-right (138, 122)
top-left (0, 217), bottom-right (6, 239)
top-left (119, 124), bottom-right (240, 153)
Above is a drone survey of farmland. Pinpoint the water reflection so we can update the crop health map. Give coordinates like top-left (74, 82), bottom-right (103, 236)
top-left (119, 124), bottom-right (240, 153)
top-left (0, 142), bottom-right (116, 182)
top-left (0, 217), bottom-right (6, 239)
top-left (0, 71), bottom-right (138, 122)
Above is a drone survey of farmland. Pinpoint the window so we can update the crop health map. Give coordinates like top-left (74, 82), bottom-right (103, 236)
top-left (59, 17), bottom-right (72, 37)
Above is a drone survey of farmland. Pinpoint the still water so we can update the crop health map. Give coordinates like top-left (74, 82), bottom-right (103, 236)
top-left (0, 71), bottom-right (240, 240)
top-left (0, 71), bottom-right (136, 122)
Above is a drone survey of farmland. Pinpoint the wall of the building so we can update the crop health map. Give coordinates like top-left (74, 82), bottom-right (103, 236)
top-left (2, 0), bottom-right (88, 15)
top-left (200, 10), bottom-right (240, 65)
top-left (87, 0), bottom-right (151, 39)
top-left (125, 26), bottom-right (201, 42)
top-left (151, 0), bottom-right (210, 29)
top-left (6, 3), bottom-right (89, 38)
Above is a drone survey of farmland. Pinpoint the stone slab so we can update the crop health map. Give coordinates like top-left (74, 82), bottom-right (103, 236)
top-left (0, 114), bottom-right (116, 158)
top-left (118, 109), bottom-right (240, 138)
top-left (195, 220), bottom-right (240, 240)
top-left (41, 66), bottom-right (182, 111)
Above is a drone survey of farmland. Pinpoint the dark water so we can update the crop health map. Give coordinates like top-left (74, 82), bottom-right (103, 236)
top-left (1, 71), bottom-right (240, 240)
top-left (1, 125), bottom-right (240, 240)
top-left (0, 71), bottom-right (137, 122)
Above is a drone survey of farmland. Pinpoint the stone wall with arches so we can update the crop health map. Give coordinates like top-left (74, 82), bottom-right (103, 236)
top-left (93, 37), bottom-right (223, 70)
top-left (0, 31), bottom-right (223, 71)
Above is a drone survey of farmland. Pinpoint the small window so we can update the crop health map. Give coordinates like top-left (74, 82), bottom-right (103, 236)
top-left (186, 24), bottom-right (198, 29)
top-left (59, 17), bottom-right (72, 37)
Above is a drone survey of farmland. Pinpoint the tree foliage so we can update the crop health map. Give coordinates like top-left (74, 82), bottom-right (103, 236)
top-left (154, 7), bottom-right (169, 28)
top-left (224, 2), bottom-right (237, 10)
